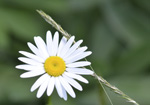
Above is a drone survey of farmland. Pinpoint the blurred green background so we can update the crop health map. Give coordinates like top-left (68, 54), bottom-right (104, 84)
top-left (0, 0), bottom-right (150, 105)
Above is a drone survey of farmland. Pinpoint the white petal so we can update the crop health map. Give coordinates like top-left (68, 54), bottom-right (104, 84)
top-left (70, 46), bottom-right (87, 56)
top-left (34, 36), bottom-right (49, 59)
top-left (20, 69), bottom-right (45, 78)
top-left (31, 74), bottom-right (49, 92)
top-left (16, 64), bottom-right (43, 71)
top-left (66, 68), bottom-right (94, 75)
top-left (57, 37), bottom-right (67, 56)
top-left (59, 36), bottom-right (75, 58)
top-left (61, 85), bottom-right (67, 100)
top-left (63, 74), bottom-right (82, 91)
top-left (63, 40), bottom-right (83, 59)
top-left (46, 31), bottom-right (53, 56)
top-left (64, 46), bottom-right (87, 62)
top-left (59, 76), bottom-right (76, 98)
top-left (64, 72), bottom-right (88, 84)
top-left (65, 51), bottom-right (92, 64)
top-left (52, 31), bottom-right (59, 56)
top-left (19, 51), bottom-right (44, 63)
top-left (47, 77), bottom-right (55, 96)
top-left (18, 57), bottom-right (43, 66)
top-left (54, 78), bottom-right (67, 100)
top-left (55, 77), bottom-right (63, 98)
top-left (66, 61), bottom-right (91, 68)
top-left (37, 36), bottom-right (49, 58)
top-left (27, 42), bottom-right (42, 58)
top-left (37, 77), bottom-right (50, 98)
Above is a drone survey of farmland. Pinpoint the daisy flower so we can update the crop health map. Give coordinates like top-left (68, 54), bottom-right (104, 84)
top-left (16, 30), bottom-right (93, 100)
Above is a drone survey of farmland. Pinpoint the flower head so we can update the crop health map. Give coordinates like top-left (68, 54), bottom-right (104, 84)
top-left (16, 30), bottom-right (93, 100)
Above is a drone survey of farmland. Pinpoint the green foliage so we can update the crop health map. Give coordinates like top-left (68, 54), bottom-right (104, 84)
top-left (0, 0), bottom-right (150, 105)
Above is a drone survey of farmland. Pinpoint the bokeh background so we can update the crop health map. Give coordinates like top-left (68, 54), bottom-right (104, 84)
top-left (0, 0), bottom-right (150, 105)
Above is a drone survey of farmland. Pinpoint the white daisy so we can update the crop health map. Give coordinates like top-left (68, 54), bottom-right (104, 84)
top-left (16, 30), bottom-right (93, 100)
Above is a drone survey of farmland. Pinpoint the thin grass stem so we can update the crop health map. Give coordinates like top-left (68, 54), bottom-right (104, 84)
top-left (37, 10), bottom-right (139, 105)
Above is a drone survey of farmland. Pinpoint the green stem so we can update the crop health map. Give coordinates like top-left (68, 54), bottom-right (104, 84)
top-left (47, 96), bottom-right (52, 105)
top-left (37, 10), bottom-right (139, 105)
top-left (99, 84), bottom-right (106, 105)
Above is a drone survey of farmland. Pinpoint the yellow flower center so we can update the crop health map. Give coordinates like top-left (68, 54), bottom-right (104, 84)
top-left (44, 56), bottom-right (66, 77)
